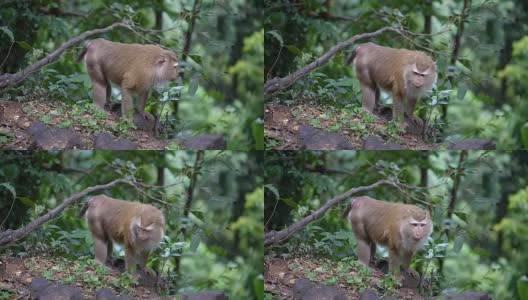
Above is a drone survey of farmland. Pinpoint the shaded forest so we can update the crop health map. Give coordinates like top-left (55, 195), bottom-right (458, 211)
top-left (0, 151), bottom-right (263, 299)
top-left (0, 0), bottom-right (263, 150)
top-left (264, 0), bottom-right (528, 150)
top-left (264, 151), bottom-right (528, 299)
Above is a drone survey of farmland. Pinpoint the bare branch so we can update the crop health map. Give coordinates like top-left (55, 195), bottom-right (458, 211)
top-left (0, 178), bottom-right (133, 246)
top-left (0, 22), bottom-right (133, 89)
top-left (264, 26), bottom-right (399, 96)
top-left (264, 179), bottom-right (398, 247)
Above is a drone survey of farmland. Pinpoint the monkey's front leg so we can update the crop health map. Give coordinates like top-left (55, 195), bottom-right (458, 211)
top-left (388, 248), bottom-right (403, 279)
top-left (124, 246), bottom-right (137, 274)
top-left (404, 97), bottom-right (424, 127)
top-left (401, 251), bottom-right (420, 278)
top-left (138, 251), bottom-right (156, 277)
top-left (137, 90), bottom-right (155, 121)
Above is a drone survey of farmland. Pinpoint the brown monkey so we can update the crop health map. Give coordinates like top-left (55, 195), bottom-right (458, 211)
top-left (79, 195), bottom-right (165, 277)
top-left (348, 42), bottom-right (437, 126)
top-left (77, 38), bottom-right (179, 121)
top-left (342, 196), bottom-right (433, 278)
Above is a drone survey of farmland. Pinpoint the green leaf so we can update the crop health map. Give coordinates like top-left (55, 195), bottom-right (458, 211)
top-left (457, 84), bottom-right (467, 100)
top-left (16, 41), bottom-right (32, 50)
top-left (253, 275), bottom-right (264, 300)
top-left (252, 120), bottom-right (263, 150)
top-left (458, 58), bottom-right (472, 71)
top-left (521, 123), bottom-right (528, 148)
top-left (188, 54), bottom-right (202, 65)
top-left (0, 182), bottom-right (16, 199)
top-left (453, 235), bottom-right (464, 253)
top-left (264, 184), bottom-right (279, 199)
top-left (285, 45), bottom-right (302, 56)
top-left (188, 76), bottom-right (198, 96)
top-left (0, 26), bottom-right (14, 41)
top-left (189, 234), bottom-right (200, 252)
top-left (280, 197), bottom-right (297, 208)
top-left (266, 30), bottom-right (283, 46)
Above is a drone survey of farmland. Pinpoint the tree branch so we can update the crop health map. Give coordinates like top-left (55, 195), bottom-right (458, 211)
top-left (264, 179), bottom-right (398, 247)
top-left (0, 21), bottom-right (133, 89)
top-left (264, 26), bottom-right (399, 96)
top-left (0, 178), bottom-right (133, 246)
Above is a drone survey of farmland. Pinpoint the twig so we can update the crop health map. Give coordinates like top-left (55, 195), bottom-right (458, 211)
top-left (0, 21), bottom-right (133, 89)
top-left (0, 178), bottom-right (133, 246)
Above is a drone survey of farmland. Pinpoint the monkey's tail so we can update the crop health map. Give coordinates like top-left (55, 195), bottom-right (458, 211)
top-left (78, 198), bottom-right (91, 217)
top-left (76, 45), bottom-right (88, 63)
top-left (345, 48), bottom-right (358, 65)
top-left (342, 202), bottom-right (352, 219)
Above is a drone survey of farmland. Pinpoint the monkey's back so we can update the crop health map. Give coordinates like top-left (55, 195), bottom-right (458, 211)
top-left (84, 195), bottom-right (164, 247)
top-left (354, 42), bottom-right (435, 92)
top-left (84, 39), bottom-right (168, 89)
top-left (346, 196), bottom-right (428, 248)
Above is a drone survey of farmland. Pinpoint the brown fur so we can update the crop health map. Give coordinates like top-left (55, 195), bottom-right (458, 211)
top-left (350, 42), bottom-right (437, 125)
top-left (81, 194), bottom-right (165, 276)
top-left (78, 38), bottom-right (179, 121)
top-left (343, 196), bottom-right (432, 278)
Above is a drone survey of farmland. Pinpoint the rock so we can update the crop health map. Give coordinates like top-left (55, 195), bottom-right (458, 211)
top-left (29, 277), bottom-right (84, 300)
top-left (133, 112), bottom-right (155, 131)
top-left (27, 121), bottom-right (83, 150)
top-left (180, 135), bottom-right (227, 150)
top-left (95, 288), bottom-right (134, 300)
top-left (439, 292), bottom-right (492, 300)
top-left (180, 291), bottom-right (228, 300)
top-left (297, 126), bottom-right (354, 150)
top-left (94, 132), bottom-right (138, 150)
top-left (359, 289), bottom-right (397, 300)
top-left (447, 139), bottom-right (496, 150)
top-left (292, 279), bottom-right (347, 300)
top-left (362, 136), bottom-right (405, 150)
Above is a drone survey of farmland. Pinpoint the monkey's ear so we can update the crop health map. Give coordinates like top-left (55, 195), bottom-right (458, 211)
top-left (157, 57), bottom-right (167, 65)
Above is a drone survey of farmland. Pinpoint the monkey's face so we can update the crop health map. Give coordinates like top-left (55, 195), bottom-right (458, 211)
top-left (401, 215), bottom-right (432, 249)
top-left (155, 53), bottom-right (179, 83)
top-left (407, 63), bottom-right (437, 93)
top-left (131, 215), bottom-right (165, 251)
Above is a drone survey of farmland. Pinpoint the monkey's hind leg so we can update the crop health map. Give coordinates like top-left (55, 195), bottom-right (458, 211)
top-left (93, 237), bottom-right (109, 266)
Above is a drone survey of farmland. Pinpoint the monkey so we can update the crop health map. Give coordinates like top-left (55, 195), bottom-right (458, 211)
top-left (79, 194), bottom-right (165, 277)
top-left (347, 42), bottom-right (437, 127)
top-left (342, 196), bottom-right (433, 279)
top-left (77, 38), bottom-right (179, 122)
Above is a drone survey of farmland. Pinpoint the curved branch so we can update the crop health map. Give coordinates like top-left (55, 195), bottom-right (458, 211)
top-left (264, 26), bottom-right (399, 96)
top-left (0, 178), bottom-right (134, 246)
top-left (264, 179), bottom-right (398, 247)
top-left (0, 21), bottom-right (133, 89)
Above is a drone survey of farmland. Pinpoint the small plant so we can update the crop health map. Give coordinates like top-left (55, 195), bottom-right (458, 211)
top-left (384, 120), bottom-right (405, 141)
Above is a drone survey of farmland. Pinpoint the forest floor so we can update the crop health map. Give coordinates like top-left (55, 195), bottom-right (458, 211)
top-left (265, 102), bottom-right (434, 150)
top-left (265, 256), bottom-right (427, 300)
top-left (0, 100), bottom-right (170, 150)
top-left (0, 255), bottom-right (163, 300)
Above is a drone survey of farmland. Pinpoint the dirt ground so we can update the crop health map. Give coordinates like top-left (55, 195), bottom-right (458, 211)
top-left (0, 100), bottom-right (168, 150)
top-left (0, 255), bottom-right (163, 300)
top-left (265, 102), bottom-right (434, 150)
top-left (265, 256), bottom-right (426, 300)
